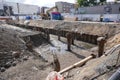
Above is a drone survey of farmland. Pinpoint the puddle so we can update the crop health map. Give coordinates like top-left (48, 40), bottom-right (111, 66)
top-left (50, 39), bottom-right (67, 54)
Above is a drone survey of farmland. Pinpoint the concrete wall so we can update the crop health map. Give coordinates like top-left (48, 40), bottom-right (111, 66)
top-left (0, 3), bottom-right (3, 9)
top-left (79, 14), bottom-right (120, 21)
top-left (77, 14), bottom-right (101, 21)
top-left (103, 14), bottom-right (120, 21)
top-left (4, 2), bottom-right (18, 14)
top-left (3, 2), bottom-right (40, 15)
top-left (18, 3), bottom-right (39, 15)
top-left (77, 3), bottom-right (120, 14)
top-left (63, 14), bottom-right (120, 21)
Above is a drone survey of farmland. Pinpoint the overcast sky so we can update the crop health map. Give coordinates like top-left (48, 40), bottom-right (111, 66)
top-left (4, 0), bottom-right (114, 7)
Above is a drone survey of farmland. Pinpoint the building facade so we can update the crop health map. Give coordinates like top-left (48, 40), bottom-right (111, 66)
top-left (77, 3), bottom-right (120, 14)
top-left (0, 1), bottom-right (40, 16)
top-left (55, 1), bottom-right (74, 13)
top-left (68, 2), bottom-right (120, 22)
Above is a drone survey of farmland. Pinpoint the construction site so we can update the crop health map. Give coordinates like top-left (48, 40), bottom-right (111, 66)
top-left (0, 19), bottom-right (119, 80)
top-left (0, 0), bottom-right (120, 80)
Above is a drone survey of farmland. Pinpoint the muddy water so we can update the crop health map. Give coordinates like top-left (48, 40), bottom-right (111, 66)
top-left (33, 35), bottom-right (96, 69)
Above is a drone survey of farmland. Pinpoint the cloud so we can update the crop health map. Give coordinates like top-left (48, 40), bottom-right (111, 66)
top-left (24, 0), bottom-right (55, 7)
top-left (24, 0), bottom-right (75, 7)
top-left (5, 0), bottom-right (25, 3)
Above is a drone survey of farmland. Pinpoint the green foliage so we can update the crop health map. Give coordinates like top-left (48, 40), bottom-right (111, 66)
top-left (99, 0), bottom-right (106, 5)
top-left (89, 0), bottom-right (97, 6)
top-left (100, 0), bottom-right (106, 3)
top-left (77, 0), bottom-right (89, 7)
top-left (77, 0), bottom-right (98, 7)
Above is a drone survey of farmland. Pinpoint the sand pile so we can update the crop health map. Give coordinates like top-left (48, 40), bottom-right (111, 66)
top-left (64, 47), bottom-right (120, 80)
top-left (105, 33), bottom-right (120, 49)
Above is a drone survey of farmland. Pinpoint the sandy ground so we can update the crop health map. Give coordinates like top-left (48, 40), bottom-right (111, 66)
top-left (0, 23), bottom-right (97, 80)
top-left (0, 23), bottom-right (52, 80)
top-left (1, 21), bottom-right (120, 80)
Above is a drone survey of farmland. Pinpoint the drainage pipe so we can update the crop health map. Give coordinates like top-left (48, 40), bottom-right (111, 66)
top-left (58, 54), bottom-right (96, 74)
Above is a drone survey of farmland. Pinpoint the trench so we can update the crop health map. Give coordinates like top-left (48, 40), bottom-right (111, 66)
top-left (21, 34), bottom-right (96, 69)
top-left (6, 22), bottom-right (100, 69)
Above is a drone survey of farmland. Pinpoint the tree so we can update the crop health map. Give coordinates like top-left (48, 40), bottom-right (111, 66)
top-left (99, 0), bottom-right (106, 5)
top-left (77, 0), bottom-right (89, 7)
top-left (89, 0), bottom-right (97, 6)
top-left (77, 0), bottom-right (98, 7)
top-left (100, 0), bottom-right (106, 3)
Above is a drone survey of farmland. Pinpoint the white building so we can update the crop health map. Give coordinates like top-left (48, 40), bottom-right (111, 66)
top-left (0, 1), bottom-right (40, 16)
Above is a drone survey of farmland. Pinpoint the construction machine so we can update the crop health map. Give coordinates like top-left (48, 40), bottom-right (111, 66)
top-left (40, 6), bottom-right (62, 20)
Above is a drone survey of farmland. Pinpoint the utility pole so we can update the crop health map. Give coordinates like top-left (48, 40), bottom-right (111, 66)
top-left (17, 3), bottom-right (19, 21)
top-left (8, 6), bottom-right (10, 18)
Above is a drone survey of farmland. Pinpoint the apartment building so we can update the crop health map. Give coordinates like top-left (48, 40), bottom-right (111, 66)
top-left (55, 1), bottom-right (74, 13)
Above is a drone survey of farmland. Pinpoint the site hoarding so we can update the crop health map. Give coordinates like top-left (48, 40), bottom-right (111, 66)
top-left (0, 3), bottom-right (3, 10)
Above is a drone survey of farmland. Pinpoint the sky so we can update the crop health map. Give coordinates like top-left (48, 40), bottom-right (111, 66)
top-left (4, 0), bottom-right (114, 7)
top-left (4, 0), bottom-right (74, 7)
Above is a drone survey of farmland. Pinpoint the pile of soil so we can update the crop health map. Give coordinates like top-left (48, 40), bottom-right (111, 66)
top-left (63, 32), bottom-right (120, 80)
top-left (63, 48), bottom-right (120, 80)
top-left (105, 33), bottom-right (120, 50)
top-left (0, 23), bottom-right (53, 80)
top-left (0, 58), bottom-right (53, 80)
top-left (0, 25), bottom-right (27, 70)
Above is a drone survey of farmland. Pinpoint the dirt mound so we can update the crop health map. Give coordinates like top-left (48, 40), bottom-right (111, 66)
top-left (63, 48), bottom-right (120, 80)
top-left (105, 33), bottom-right (120, 50)
top-left (63, 32), bottom-right (120, 80)
top-left (19, 20), bottom-right (120, 37)
top-left (0, 23), bottom-right (53, 80)
top-left (0, 23), bottom-right (49, 72)
top-left (0, 58), bottom-right (53, 80)
top-left (0, 29), bottom-right (25, 52)
top-left (0, 26), bottom-right (27, 68)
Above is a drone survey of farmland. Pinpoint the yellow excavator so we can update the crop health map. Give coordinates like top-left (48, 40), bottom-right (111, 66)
top-left (40, 6), bottom-right (57, 20)
top-left (40, 6), bottom-right (62, 20)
